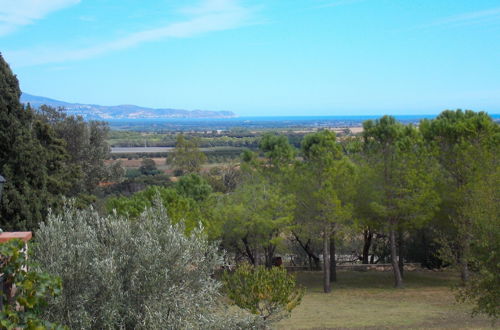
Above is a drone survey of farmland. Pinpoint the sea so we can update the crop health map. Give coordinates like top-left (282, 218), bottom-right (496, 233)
top-left (106, 114), bottom-right (500, 132)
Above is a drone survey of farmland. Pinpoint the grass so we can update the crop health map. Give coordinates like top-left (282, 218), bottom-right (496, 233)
top-left (276, 270), bottom-right (495, 329)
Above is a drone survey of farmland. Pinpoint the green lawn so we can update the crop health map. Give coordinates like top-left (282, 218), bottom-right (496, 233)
top-left (276, 270), bottom-right (494, 329)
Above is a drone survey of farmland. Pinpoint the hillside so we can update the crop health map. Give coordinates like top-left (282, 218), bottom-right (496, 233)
top-left (21, 93), bottom-right (236, 120)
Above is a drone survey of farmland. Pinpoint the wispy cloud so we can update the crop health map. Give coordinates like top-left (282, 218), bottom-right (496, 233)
top-left (0, 0), bottom-right (80, 36)
top-left (419, 7), bottom-right (500, 29)
top-left (6, 0), bottom-right (255, 67)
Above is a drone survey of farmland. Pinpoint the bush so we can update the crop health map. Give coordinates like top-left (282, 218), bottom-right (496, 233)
top-left (125, 168), bottom-right (141, 179)
top-left (33, 201), bottom-right (258, 329)
top-left (223, 264), bottom-right (304, 322)
top-left (105, 186), bottom-right (204, 233)
top-left (176, 173), bottom-right (213, 201)
top-left (0, 239), bottom-right (64, 329)
top-left (139, 158), bottom-right (160, 176)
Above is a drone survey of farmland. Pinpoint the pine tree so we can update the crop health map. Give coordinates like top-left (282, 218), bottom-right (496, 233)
top-left (420, 109), bottom-right (500, 283)
top-left (0, 54), bottom-right (70, 230)
top-left (0, 53), bottom-right (23, 167)
top-left (297, 130), bottom-right (356, 292)
top-left (362, 116), bottom-right (439, 288)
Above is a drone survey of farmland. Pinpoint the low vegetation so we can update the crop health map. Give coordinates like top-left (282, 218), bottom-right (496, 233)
top-left (0, 239), bottom-right (63, 329)
top-left (223, 264), bottom-right (304, 322)
top-left (32, 201), bottom-right (261, 329)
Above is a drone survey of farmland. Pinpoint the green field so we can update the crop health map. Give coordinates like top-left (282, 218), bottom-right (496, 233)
top-left (276, 271), bottom-right (494, 329)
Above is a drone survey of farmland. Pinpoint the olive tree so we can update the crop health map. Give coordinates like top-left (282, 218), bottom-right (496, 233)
top-left (33, 201), bottom-right (259, 329)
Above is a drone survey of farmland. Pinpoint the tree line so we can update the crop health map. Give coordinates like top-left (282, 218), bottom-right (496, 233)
top-left (0, 54), bottom-right (122, 230)
top-left (104, 110), bottom-right (498, 318)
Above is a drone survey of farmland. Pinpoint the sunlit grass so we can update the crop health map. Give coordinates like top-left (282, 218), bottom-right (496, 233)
top-left (276, 270), bottom-right (494, 329)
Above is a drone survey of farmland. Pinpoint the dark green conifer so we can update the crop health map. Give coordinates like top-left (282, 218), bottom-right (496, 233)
top-left (0, 54), bottom-right (70, 230)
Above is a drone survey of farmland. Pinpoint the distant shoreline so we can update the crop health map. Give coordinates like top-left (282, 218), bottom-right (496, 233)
top-left (106, 114), bottom-right (500, 132)
top-left (106, 114), bottom-right (499, 132)
top-left (105, 113), bottom-right (500, 121)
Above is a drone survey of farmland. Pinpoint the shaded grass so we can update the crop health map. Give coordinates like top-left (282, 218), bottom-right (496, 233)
top-left (276, 270), bottom-right (494, 329)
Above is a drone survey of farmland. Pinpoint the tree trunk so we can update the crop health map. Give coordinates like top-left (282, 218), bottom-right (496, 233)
top-left (330, 233), bottom-right (337, 282)
top-left (390, 228), bottom-right (403, 288)
top-left (460, 259), bottom-right (469, 283)
top-left (264, 245), bottom-right (276, 268)
top-left (242, 237), bottom-right (255, 265)
top-left (293, 232), bottom-right (320, 270)
top-left (362, 229), bottom-right (373, 264)
top-left (460, 238), bottom-right (470, 283)
top-left (398, 230), bottom-right (404, 279)
top-left (254, 249), bottom-right (260, 266)
top-left (314, 256), bottom-right (320, 270)
top-left (323, 230), bottom-right (331, 293)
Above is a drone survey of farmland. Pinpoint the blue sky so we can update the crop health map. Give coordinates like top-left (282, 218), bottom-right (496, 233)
top-left (1, 0), bottom-right (500, 116)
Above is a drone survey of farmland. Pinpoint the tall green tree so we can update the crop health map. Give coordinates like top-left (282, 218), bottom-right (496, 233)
top-left (0, 54), bottom-right (72, 230)
top-left (168, 134), bottom-right (206, 174)
top-left (455, 165), bottom-right (499, 319)
top-left (362, 116), bottom-right (439, 288)
top-left (340, 136), bottom-right (383, 265)
top-left (43, 109), bottom-right (110, 193)
top-left (295, 130), bottom-right (356, 292)
top-left (213, 177), bottom-right (294, 267)
top-left (351, 161), bottom-right (382, 264)
top-left (420, 109), bottom-right (499, 283)
top-left (212, 133), bottom-right (296, 267)
top-left (259, 133), bottom-right (296, 169)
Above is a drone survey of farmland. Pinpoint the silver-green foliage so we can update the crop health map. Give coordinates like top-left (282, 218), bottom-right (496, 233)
top-left (32, 201), bottom-right (258, 329)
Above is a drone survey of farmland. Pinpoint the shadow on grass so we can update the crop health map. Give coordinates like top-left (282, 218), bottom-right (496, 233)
top-left (293, 269), bottom-right (459, 292)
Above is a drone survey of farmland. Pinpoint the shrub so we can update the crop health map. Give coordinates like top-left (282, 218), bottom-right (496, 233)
top-left (223, 264), bottom-right (304, 322)
top-left (0, 239), bottom-right (64, 329)
top-left (33, 201), bottom-right (258, 329)
top-left (176, 173), bottom-right (212, 201)
top-left (105, 186), bottom-right (204, 233)
top-left (139, 158), bottom-right (160, 176)
top-left (125, 168), bottom-right (141, 178)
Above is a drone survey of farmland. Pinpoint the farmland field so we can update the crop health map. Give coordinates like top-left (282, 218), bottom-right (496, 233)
top-left (110, 146), bottom-right (243, 153)
top-left (111, 147), bottom-right (174, 153)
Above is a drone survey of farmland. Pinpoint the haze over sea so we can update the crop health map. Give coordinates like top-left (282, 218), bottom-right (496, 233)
top-left (107, 114), bottom-right (500, 131)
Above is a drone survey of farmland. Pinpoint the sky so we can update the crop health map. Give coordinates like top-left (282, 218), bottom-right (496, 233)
top-left (1, 0), bottom-right (500, 116)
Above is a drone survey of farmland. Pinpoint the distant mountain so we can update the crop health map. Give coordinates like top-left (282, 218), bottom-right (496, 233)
top-left (21, 93), bottom-right (237, 120)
